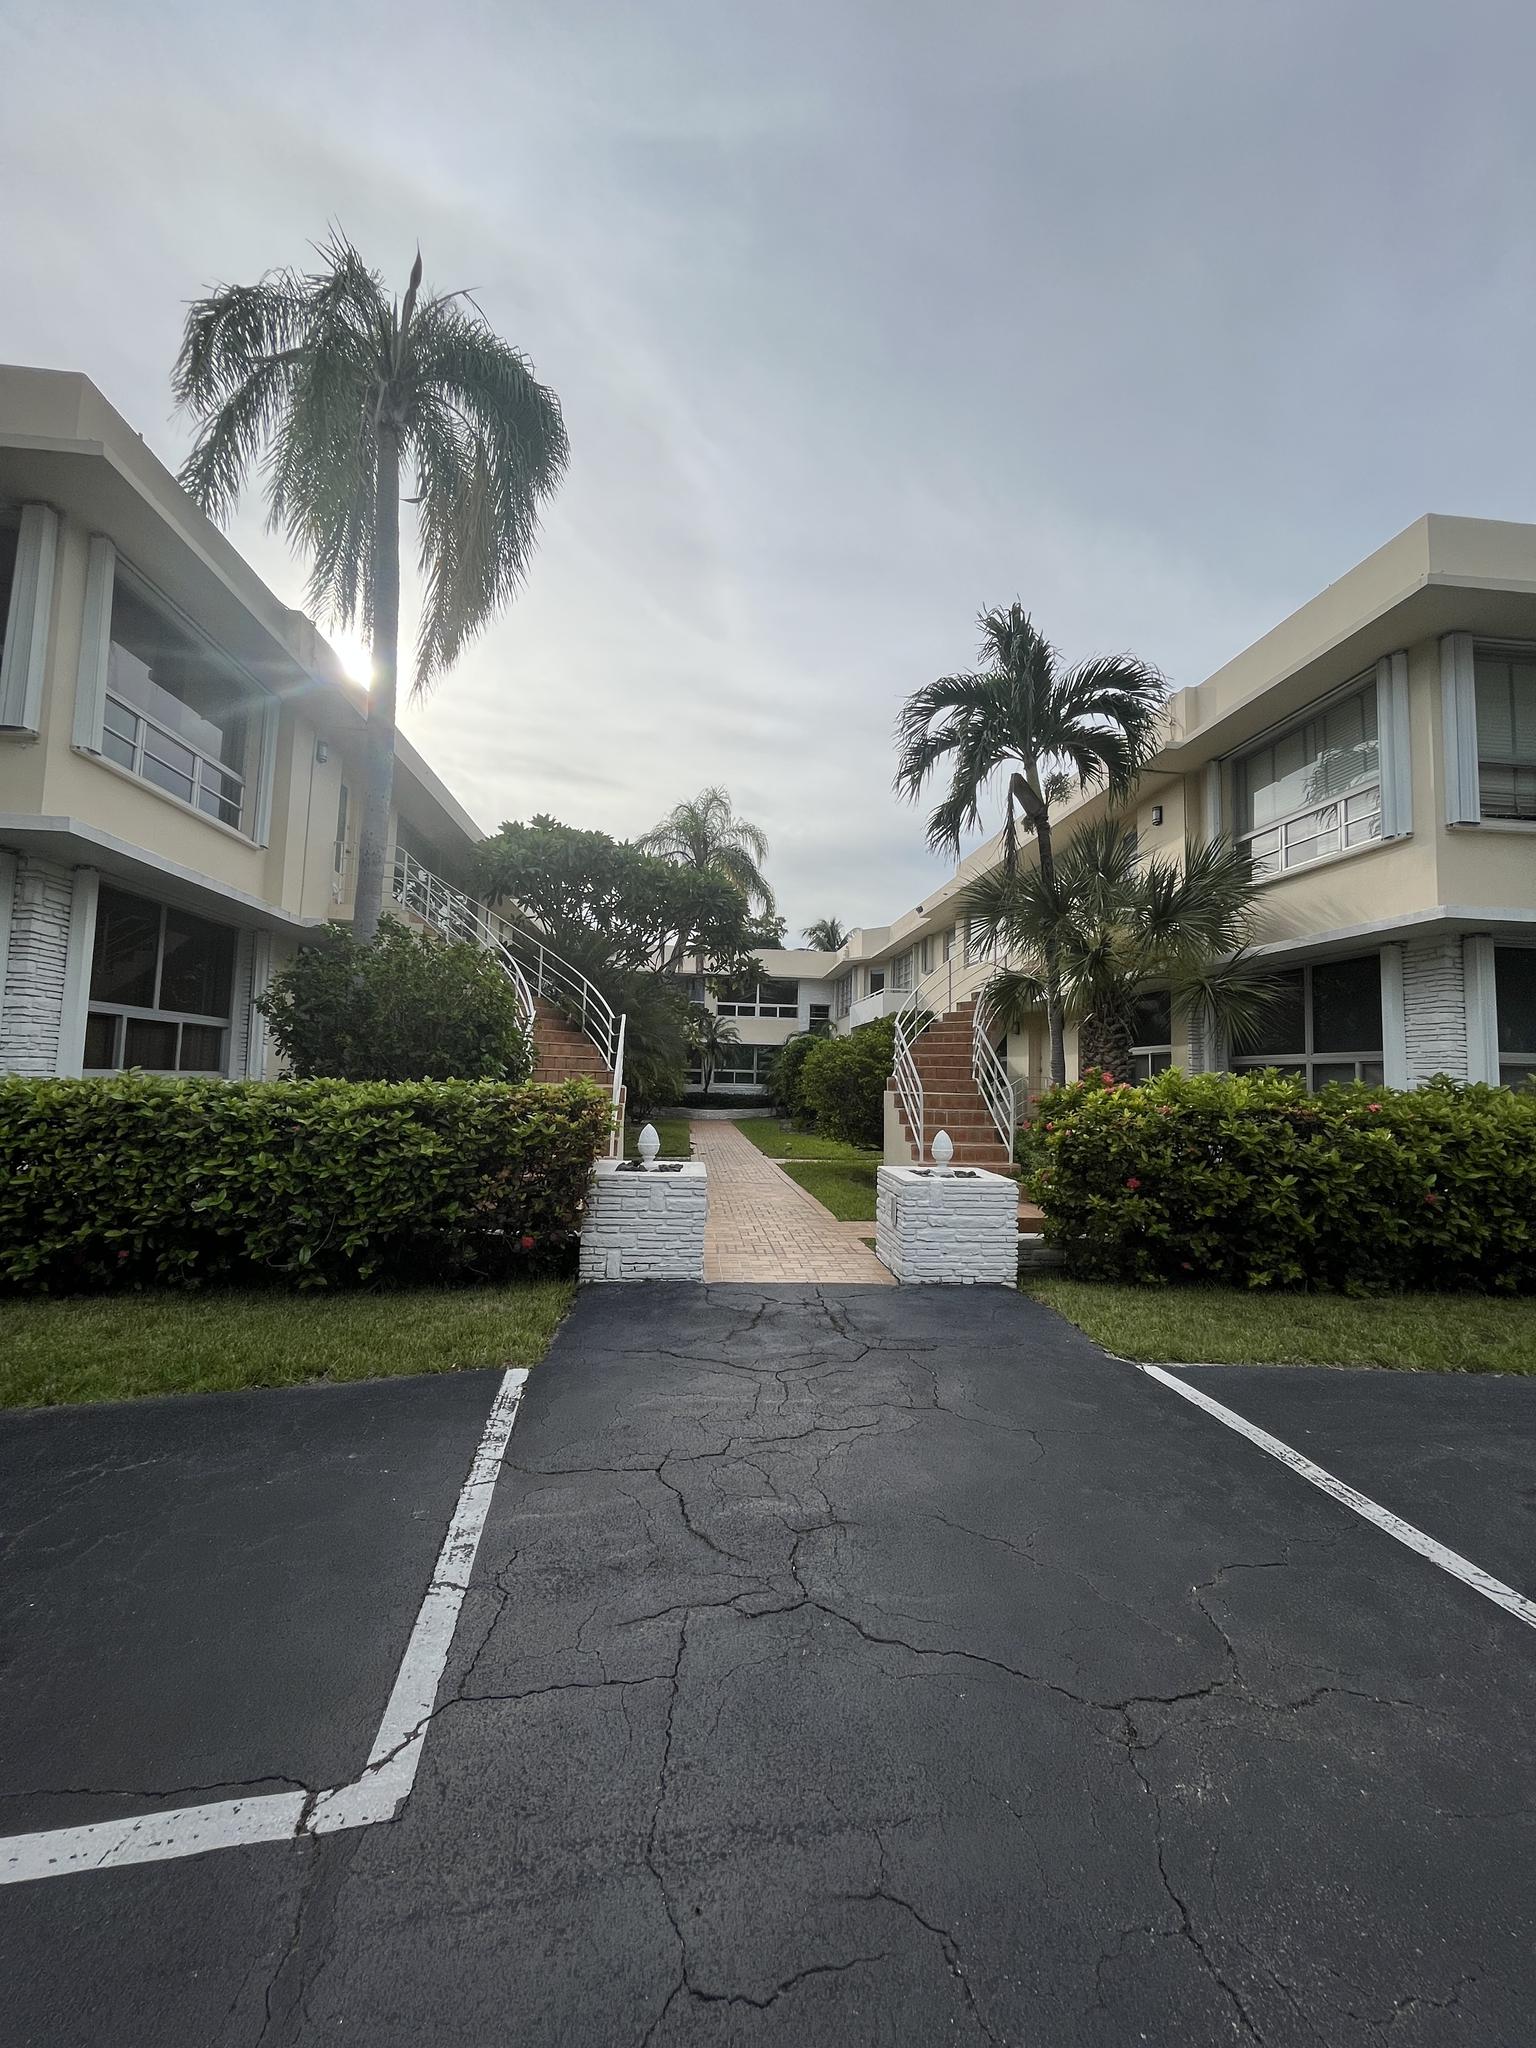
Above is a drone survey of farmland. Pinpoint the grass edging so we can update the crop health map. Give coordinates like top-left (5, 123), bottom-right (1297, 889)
top-left (0, 1280), bottom-right (577, 1410)
top-left (1026, 1278), bottom-right (1536, 1375)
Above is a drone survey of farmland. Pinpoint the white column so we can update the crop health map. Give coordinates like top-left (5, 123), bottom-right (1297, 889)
top-left (1201, 758), bottom-right (1222, 841)
top-left (0, 852), bottom-right (14, 1040)
top-left (1463, 935), bottom-right (1500, 1085)
top-left (72, 536), bottom-right (116, 753)
top-left (252, 692), bottom-right (281, 846)
top-left (57, 868), bottom-right (100, 1078)
top-left (0, 504), bottom-right (60, 733)
top-left (1379, 943), bottom-right (1408, 1088)
top-left (1376, 651), bottom-right (1413, 839)
top-left (247, 930), bottom-right (273, 1077)
top-left (1439, 633), bottom-right (1480, 826)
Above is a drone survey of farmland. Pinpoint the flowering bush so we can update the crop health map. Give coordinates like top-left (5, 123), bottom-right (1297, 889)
top-left (1026, 1068), bottom-right (1536, 1292)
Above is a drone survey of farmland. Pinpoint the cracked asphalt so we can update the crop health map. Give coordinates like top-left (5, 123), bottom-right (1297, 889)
top-left (4, 1284), bottom-right (1536, 2045)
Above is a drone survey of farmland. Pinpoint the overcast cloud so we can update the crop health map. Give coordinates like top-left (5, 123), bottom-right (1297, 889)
top-left (3, 0), bottom-right (1535, 933)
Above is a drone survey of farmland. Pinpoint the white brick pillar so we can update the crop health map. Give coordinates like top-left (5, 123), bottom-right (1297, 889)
top-left (875, 1163), bottom-right (1017, 1285)
top-left (579, 1159), bottom-right (707, 1281)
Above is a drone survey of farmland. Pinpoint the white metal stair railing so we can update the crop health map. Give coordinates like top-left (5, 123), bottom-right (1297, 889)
top-left (970, 988), bottom-right (1020, 1159)
top-left (391, 849), bottom-right (627, 1156)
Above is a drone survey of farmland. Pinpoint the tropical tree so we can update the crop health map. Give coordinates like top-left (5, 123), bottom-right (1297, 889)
top-left (803, 918), bottom-right (849, 951)
top-left (639, 787), bottom-right (775, 964)
top-left (894, 604), bottom-right (1165, 1086)
top-left (960, 817), bottom-right (1280, 1085)
top-left (172, 231), bottom-right (569, 940)
top-left (688, 1008), bottom-right (741, 1103)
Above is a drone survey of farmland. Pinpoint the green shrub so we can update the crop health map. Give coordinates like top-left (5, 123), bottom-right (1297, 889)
top-left (259, 917), bottom-right (533, 1082)
top-left (1030, 1068), bottom-right (1536, 1292)
top-left (799, 1018), bottom-right (895, 1149)
top-left (768, 1033), bottom-right (820, 1120)
top-left (0, 1075), bottom-right (610, 1294)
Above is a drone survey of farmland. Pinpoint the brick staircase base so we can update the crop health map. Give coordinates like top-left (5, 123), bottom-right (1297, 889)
top-left (893, 997), bottom-right (1015, 1171)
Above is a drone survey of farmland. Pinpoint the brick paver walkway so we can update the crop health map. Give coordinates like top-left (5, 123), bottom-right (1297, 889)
top-left (691, 1120), bottom-right (894, 1284)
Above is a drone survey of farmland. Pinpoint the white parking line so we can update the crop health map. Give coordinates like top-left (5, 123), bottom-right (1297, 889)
top-left (1, 1367), bottom-right (529, 1886)
top-left (1141, 1363), bottom-right (1536, 1634)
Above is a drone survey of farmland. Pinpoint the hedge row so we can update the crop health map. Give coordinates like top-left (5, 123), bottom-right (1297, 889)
top-left (0, 1076), bottom-right (612, 1293)
top-left (1028, 1068), bottom-right (1536, 1292)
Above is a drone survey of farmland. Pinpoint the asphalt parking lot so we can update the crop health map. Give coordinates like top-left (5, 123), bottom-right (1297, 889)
top-left (2, 1285), bottom-right (1533, 2046)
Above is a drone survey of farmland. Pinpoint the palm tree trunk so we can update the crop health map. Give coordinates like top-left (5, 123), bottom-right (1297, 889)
top-left (1035, 812), bottom-right (1068, 1089)
top-left (352, 423), bottom-right (402, 943)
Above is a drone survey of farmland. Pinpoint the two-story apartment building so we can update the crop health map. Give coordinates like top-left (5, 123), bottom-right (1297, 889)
top-left (824, 515), bottom-right (1536, 1158)
top-left (0, 367), bottom-right (488, 1082)
top-left (677, 948), bottom-right (838, 1096)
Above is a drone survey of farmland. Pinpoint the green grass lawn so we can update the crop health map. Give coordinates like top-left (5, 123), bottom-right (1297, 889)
top-left (737, 1118), bottom-right (879, 1163)
top-left (782, 1160), bottom-right (880, 1222)
top-left (623, 1114), bottom-right (692, 1159)
top-left (1028, 1279), bottom-right (1536, 1374)
top-left (0, 1281), bottom-right (577, 1410)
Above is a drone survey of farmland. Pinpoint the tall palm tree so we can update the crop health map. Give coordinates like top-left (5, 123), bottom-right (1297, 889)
top-left (172, 231), bottom-right (569, 939)
top-left (961, 817), bottom-right (1279, 1084)
top-left (639, 787), bottom-right (775, 965)
top-left (803, 917), bottom-right (849, 951)
top-left (894, 604), bottom-right (1165, 1085)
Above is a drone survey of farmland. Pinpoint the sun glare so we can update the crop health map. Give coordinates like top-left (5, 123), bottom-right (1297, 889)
top-left (327, 629), bottom-right (374, 689)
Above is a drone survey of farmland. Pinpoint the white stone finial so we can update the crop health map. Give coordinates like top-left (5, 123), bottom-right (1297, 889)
top-left (931, 1129), bottom-right (954, 1171)
top-left (637, 1122), bottom-right (661, 1166)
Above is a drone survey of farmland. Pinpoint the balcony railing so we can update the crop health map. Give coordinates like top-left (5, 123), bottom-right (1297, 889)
top-left (101, 692), bottom-right (245, 831)
top-left (1243, 781), bottom-right (1380, 879)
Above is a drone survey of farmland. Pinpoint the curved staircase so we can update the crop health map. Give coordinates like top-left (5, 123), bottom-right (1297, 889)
top-left (391, 851), bottom-right (626, 1154)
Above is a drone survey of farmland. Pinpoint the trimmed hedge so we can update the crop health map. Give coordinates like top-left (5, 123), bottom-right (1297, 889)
top-left (0, 1075), bottom-right (611, 1294)
top-left (1028, 1068), bottom-right (1536, 1292)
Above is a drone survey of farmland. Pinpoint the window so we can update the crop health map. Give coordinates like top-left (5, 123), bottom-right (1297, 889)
top-left (808, 1002), bottom-right (831, 1032)
top-left (717, 976), bottom-right (798, 1018)
top-left (833, 971), bottom-right (854, 1021)
top-left (943, 927), bottom-right (956, 962)
top-left (1495, 947), bottom-right (1536, 1088)
top-left (85, 885), bottom-right (236, 1075)
top-left (890, 951), bottom-right (914, 994)
top-left (1474, 654), bottom-right (1536, 822)
top-left (1237, 682), bottom-right (1380, 878)
top-left (868, 969), bottom-right (886, 996)
top-left (918, 937), bottom-right (933, 974)
top-left (102, 576), bottom-right (262, 831)
top-left (1232, 954), bottom-right (1383, 1089)
top-left (1129, 990), bottom-right (1173, 1082)
top-left (686, 1044), bottom-right (778, 1086)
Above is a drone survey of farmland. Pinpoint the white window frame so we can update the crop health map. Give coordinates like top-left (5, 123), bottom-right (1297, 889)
top-left (1128, 990), bottom-right (1173, 1082)
top-left (73, 540), bottom-right (280, 846)
top-left (1468, 642), bottom-right (1536, 825)
top-left (82, 888), bottom-right (238, 1079)
top-left (1233, 675), bottom-right (1385, 882)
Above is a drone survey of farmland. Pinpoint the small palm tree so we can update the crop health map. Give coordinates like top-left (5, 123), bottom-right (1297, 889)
top-left (640, 787), bottom-right (774, 965)
top-left (961, 817), bottom-right (1279, 1084)
top-left (173, 232), bottom-right (569, 939)
top-left (802, 917), bottom-right (849, 951)
top-left (688, 1007), bottom-right (741, 1102)
top-left (894, 604), bottom-right (1165, 1085)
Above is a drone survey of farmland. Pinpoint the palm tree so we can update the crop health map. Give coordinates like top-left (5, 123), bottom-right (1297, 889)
top-left (894, 604), bottom-right (1165, 1086)
top-left (688, 1007), bottom-right (741, 1103)
top-left (802, 917), bottom-right (849, 951)
top-left (172, 231), bottom-right (569, 940)
top-left (639, 787), bottom-right (775, 965)
top-left (960, 817), bottom-right (1280, 1084)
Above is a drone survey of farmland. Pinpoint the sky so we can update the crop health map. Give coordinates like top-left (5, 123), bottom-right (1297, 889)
top-left (4, 0), bottom-right (1536, 936)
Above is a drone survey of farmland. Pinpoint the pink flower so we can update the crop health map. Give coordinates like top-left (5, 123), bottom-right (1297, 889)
top-left (1044, 1120), bottom-right (1054, 1130)
top-left (519, 1233), bottom-right (537, 1250)
top-left (1125, 1177), bottom-right (1141, 1191)
top-left (1423, 1193), bottom-right (1439, 1207)
top-left (1367, 1103), bottom-right (1382, 1113)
